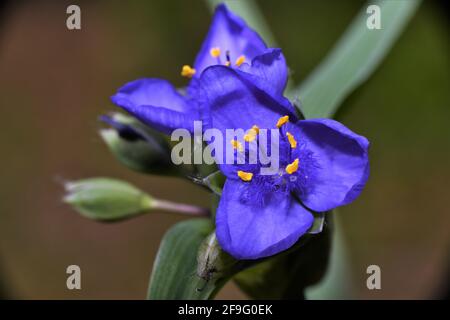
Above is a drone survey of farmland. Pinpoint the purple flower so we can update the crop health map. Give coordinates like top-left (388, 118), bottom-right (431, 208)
top-left (199, 66), bottom-right (370, 260)
top-left (110, 3), bottom-right (370, 261)
top-left (110, 4), bottom-right (279, 134)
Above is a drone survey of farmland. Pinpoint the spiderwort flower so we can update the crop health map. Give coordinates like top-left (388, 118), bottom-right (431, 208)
top-left (199, 66), bottom-right (370, 260)
top-left (110, 4), bottom-right (279, 134)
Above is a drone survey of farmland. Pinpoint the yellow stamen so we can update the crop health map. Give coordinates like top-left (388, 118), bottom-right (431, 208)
top-left (235, 55), bottom-right (245, 67)
top-left (230, 139), bottom-right (243, 152)
top-left (276, 115), bottom-right (289, 128)
top-left (181, 65), bottom-right (196, 78)
top-left (286, 132), bottom-right (297, 149)
top-left (225, 61), bottom-right (231, 67)
top-left (285, 158), bottom-right (299, 174)
top-left (251, 125), bottom-right (260, 133)
top-left (210, 47), bottom-right (221, 58)
top-left (244, 133), bottom-right (255, 142)
top-left (244, 125), bottom-right (260, 142)
top-left (237, 170), bottom-right (253, 182)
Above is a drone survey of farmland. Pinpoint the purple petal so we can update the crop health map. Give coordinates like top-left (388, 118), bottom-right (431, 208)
top-left (194, 4), bottom-right (267, 75)
top-left (292, 119), bottom-right (370, 212)
top-left (216, 179), bottom-right (314, 260)
top-left (240, 48), bottom-right (288, 96)
top-left (199, 66), bottom-right (296, 132)
top-left (111, 78), bottom-right (198, 134)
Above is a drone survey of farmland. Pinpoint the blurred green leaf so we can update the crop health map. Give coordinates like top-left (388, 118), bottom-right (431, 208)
top-left (288, 0), bottom-right (422, 118)
top-left (148, 219), bottom-right (217, 299)
top-left (64, 177), bottom-right (153, 221)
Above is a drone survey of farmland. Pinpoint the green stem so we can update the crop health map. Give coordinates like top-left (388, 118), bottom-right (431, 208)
top-left (153, 199), bottom-right (210, 217)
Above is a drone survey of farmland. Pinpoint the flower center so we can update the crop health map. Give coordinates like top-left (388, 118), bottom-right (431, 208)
top-left (210, 47), bottom-right (245, 67)
top-left (180, 47), bottom-right (246, 78)
top-left (236, 116), bottom-right (300, 182)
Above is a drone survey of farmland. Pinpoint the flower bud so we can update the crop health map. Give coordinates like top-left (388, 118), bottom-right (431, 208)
top-left (100, 113), bottom-right (179, 175)
top-left (63, 178), bottom-right (153, 221)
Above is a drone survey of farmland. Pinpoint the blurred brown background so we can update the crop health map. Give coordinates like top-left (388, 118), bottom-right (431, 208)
top-left (0, 0), bottom-right (448, 299)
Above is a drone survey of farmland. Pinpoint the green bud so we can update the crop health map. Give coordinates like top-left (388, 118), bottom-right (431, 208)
top-left (63, 177), bottom-right (153, 221)
top-left (100, 113), bottom-right (181, 175)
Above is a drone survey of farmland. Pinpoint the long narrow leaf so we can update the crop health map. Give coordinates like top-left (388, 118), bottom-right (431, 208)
top-left (148, 219), bottom-right (215, 299)
top-left (289, 0), bottom-right (421, 118)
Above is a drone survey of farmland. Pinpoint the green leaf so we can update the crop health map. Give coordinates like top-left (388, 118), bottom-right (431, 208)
top-left (288, 0), bottom-right (421, 118)
top-left (63, 177), bottom-right (153, 221)
top-left (148, 219), bottom-right (217, 299)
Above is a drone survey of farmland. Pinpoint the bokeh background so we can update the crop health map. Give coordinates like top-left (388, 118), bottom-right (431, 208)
top-left (0, 0), bottom-right (448, 299)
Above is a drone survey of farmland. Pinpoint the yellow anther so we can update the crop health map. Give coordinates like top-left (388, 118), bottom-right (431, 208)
top-left (244, 133), bottom-right (255, 142)
top-left (237, 170), bottom-right (253, 182)
top-left (210, 47), bottom-right (221, 58)
top-left (235, 55), bottom-right (246, 67)
top-left (181, 65), bottom-right (196, 78)
top-left (276, 115), bottom-right (289, 128)
top-left (251, 125), bottom-right (260, 134)
top-left (286, 132), bottom-right (297, 149)
top-left (230, 139), bottom-right (243, 152)
top-left (285, 158), bottom-right (299, 175)
top-left (244, 126), bottom-right (259, 142)
top-left (225, 61), bottom-right (231, 67)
